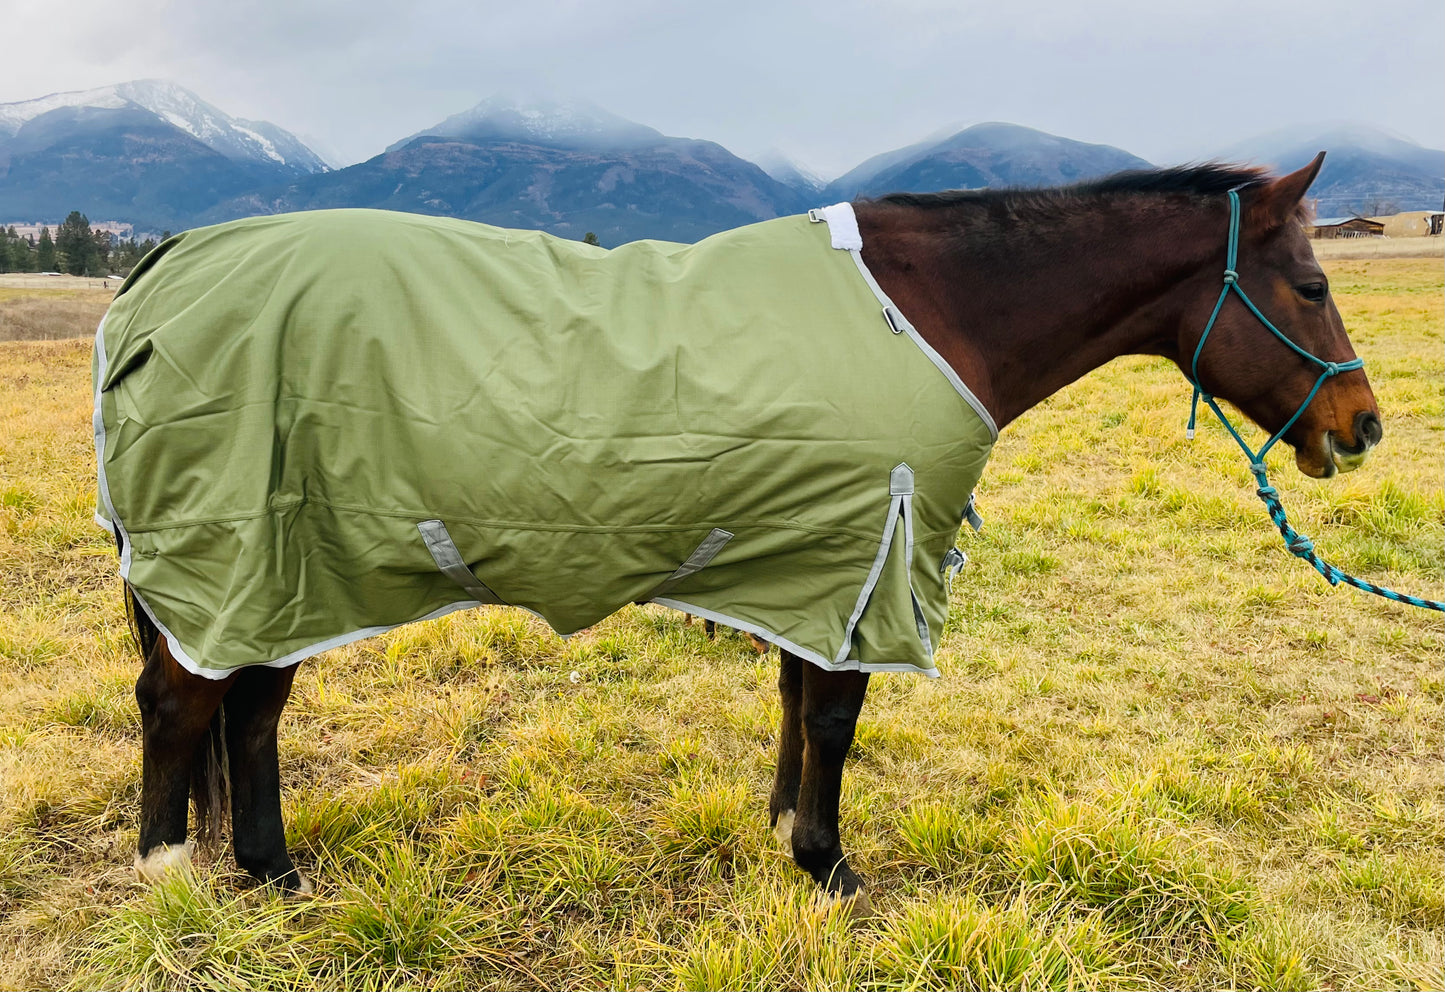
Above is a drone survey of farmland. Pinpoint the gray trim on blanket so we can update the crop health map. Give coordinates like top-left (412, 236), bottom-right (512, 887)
top-left (812, 201), bottom-right (999, 440)
top-left (649, 598), bottom-right (941, 678)
top-left (835, 462), bottom-right (916, 667)
top-left (846, 248), bottom-right (1000, 441)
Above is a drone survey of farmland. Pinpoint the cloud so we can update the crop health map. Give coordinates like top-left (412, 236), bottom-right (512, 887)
top-left (3, 0), bottom-right (1440, 175)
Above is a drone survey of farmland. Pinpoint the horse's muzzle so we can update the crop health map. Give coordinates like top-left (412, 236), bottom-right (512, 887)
top-left (1328, 410), bottom-right (1383, 474)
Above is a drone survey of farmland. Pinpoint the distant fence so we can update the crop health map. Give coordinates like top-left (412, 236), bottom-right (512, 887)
top-left (0, 274), bottom-right (118, 291)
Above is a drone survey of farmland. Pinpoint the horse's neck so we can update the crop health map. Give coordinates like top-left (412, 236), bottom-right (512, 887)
top-left (857, 201), bottom-right (1220, 430)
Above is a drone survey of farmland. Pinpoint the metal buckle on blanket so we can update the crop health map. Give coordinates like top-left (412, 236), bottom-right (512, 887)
top-left (882, 306), bottom-right (905, 334)
top-left (941, 547), bottom-right (968, 589)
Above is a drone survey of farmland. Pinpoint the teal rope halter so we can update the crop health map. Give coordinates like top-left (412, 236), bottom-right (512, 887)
top-left (1185, 188), bottom-right (1443, 613)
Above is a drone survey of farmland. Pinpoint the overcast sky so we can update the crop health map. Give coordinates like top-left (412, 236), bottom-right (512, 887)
top-left (4, 0), bottom-right (1441, 177)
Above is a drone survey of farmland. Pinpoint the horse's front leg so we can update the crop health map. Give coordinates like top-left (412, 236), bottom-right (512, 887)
top-left (790, 662), bottom-right (870, 901)
top-left (223, 664), bottom-right (308, 892)
top-left (134, 641), bottom-right (232, 879)
top-left (769, 650), bottom-right (805, 853)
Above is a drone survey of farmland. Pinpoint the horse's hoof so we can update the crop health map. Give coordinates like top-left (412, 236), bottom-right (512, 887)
top-left (134, 840), bottom-right (195, 883)
top-left (247, 863), bottom-right (315, 898)
top-left (772, 809), bottom-right (794, 857)
top-left (285, 871), bottom-right (315, 900)
top-left (813, 885), bottom-right (872, 920)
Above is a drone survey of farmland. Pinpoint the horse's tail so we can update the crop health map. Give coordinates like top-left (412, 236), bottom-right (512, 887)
top-left (118, 530), bottom-right (230, 853)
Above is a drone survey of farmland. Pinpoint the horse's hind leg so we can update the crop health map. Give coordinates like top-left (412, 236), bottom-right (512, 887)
top-left (134, 639), bottom-right (233, 879)
top-left (223, 665), bottom-right (307, 892)
top-left (790, 662), bottom-right (870, 903)
top-left (769, 650), bottom-right (805, 854)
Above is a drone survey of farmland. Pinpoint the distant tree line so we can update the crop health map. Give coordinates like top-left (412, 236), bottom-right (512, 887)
top-left (0, 211), bottom-right (164, 276)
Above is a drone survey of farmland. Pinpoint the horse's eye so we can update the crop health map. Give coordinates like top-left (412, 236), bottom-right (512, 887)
top-left (1297, 282), bottom-right (1327, 303)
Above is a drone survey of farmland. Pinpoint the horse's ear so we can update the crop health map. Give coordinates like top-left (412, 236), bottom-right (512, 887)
top-left (1247, 151), bottom-right (1325, 231)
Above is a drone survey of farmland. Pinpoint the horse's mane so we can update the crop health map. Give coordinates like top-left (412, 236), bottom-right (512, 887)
top-left (867, 163), bottom-right (1312, 223)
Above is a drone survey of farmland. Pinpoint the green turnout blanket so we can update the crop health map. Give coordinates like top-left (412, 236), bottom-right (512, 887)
top-left (94, 207), bottom-right (997, 678)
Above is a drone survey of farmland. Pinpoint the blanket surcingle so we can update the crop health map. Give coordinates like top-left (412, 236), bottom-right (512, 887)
top-left (94, 206), bottom-right (997, 678)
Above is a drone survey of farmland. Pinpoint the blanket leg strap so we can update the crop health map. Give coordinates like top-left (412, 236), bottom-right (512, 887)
top-left (648, 528), bottom-right (735, 600)
top-left (418, 519), bottom-right (504, 604)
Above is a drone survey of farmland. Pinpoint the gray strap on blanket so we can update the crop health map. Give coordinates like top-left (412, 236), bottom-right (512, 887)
top-left (649, 527), bottom-right (734, 599)
top-left (417, 518), bottom-right (503, 604)
top-left (964, 494), bottom-right (983, 532)
top-left (892, 464), bottom-right (933, 652)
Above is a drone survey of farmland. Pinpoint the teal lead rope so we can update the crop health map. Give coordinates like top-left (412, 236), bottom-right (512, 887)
top-left (1251, 475), bottom-right (1445, 611)
top-left (1185, 189), bottom-right (1444, 613)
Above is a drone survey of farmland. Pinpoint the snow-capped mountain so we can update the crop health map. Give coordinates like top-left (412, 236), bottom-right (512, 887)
top-left (0, 80), bottom-right (330, 232)
top-left (827, 122), bottom-right (1152, 199)
top-left (1220, 122), bottom-right (1443, 214)
top-left (0, 79), bottom-right (328, 172)
top-left (219, 92), bottom-right (810, 246)
top-left (754, 150), bottom-right (828, 194)
top-left (386, 93), bottom-right (664, 153)
top-left (4, 79), bottom-right (1433, 244)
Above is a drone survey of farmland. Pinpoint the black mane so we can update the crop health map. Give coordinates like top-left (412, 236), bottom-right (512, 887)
top-left (869, 163), bottom-right (1272, 210)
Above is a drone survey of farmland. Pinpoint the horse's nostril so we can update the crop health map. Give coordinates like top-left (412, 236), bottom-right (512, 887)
top-left (1355, 410), bottom-right (1383, 449)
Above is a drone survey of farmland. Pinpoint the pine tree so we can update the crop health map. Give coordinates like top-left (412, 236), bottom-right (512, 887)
top-left (57, 211), bottom-right (100, 276)
top-left (93, 228), bottom-right (113, 274)
top-left (0, 226), bottom-right (35, 273)
top-left (15, 232), bottom-right (35, 272)
top-left (36, 227), bottom-right (56, 272)
top-left (583, 232), bottom-right (601, 246)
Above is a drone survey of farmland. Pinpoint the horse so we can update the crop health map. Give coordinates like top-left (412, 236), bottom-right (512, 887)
top-left (108, 152), bottom-right (1379, 905)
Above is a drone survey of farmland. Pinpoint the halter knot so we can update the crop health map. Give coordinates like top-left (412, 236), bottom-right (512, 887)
top-left (1256, 485), bottom-right (1277, 499)
top-left (1323, 362), bottom-right (1339, 376)
top-left (1222, 270), bottom-right (1238, 284)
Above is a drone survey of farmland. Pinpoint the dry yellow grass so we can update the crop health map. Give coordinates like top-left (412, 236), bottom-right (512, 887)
top-left (0, 275), bottom-right (119, 291)
top-left (0, 290), bottom-right (113, 343)
top-left (1310, 237), bottom-right (1444, 260)
top-left (0, 259), bottom-right (1440, 991)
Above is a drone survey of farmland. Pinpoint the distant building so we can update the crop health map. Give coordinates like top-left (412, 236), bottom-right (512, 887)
top-left (1, 222), bottom-right (50, 240)
top-left (1376, 210), bottom-right (1444, 237)
top-left (1306, 216), bottom-right (1385, 239)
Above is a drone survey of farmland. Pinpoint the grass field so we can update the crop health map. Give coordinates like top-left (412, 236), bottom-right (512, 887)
top-left (0, 287), bottom-right (113, 344)
top-left (0, 258), bottom-right (1440, 991)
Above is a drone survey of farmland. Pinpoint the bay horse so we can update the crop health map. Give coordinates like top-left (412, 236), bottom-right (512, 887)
top-left (120, 152), bottom-right (1379, 904)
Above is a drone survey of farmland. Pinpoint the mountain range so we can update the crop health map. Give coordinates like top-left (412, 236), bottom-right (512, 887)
top-left (205, 94), bottom-right (807, 246)
top-left (824, 122), bottom-right (1153, 199)
top-left (1, 81), bottom-right (1440, 244)
top-left (0, 80), bottom-right (328, 232)
top-left (1221, 123), bottom-right (1444, 217)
